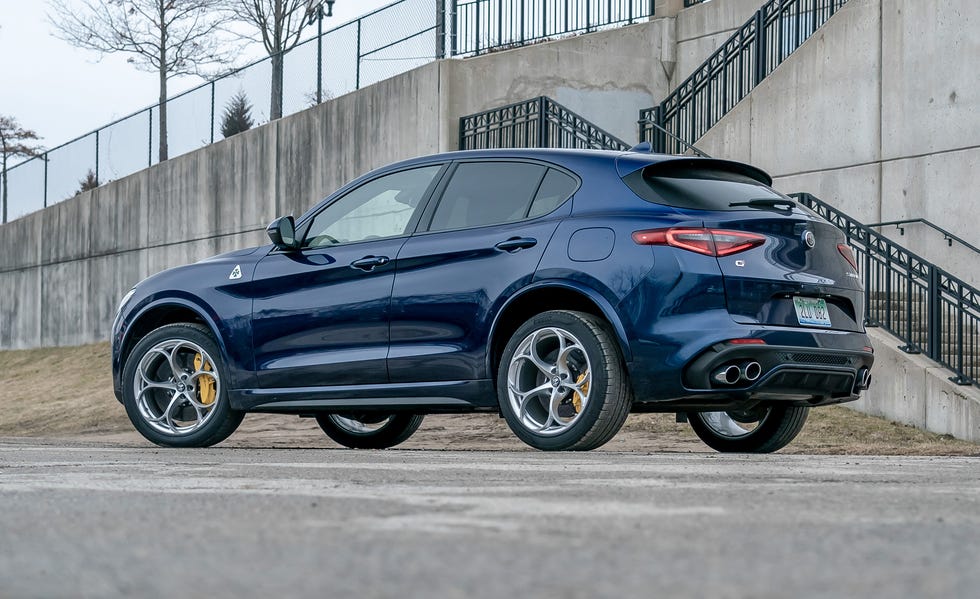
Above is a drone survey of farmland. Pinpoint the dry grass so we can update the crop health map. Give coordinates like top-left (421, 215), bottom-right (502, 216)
top-left (1, 342), bottom-right (977, 454)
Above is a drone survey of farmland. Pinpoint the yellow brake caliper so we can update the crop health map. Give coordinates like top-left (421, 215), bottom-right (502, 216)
top-left (572, 372), bottom-right (589, 413)
top-left (193, 353), bottom-right (216, 406)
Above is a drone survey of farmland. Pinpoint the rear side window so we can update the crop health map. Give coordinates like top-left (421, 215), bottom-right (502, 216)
top-left (428, 162), bottom-right (546, 231)
top-left (528, 169), bottom-right (577, 218)
top-left (624, 165), bottom-right (785, 211)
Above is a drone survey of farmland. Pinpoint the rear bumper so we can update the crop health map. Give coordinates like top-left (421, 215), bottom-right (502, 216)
top-left (683, 342), bottom-right (874, 399)
top-left (626, 323), bottom-right (874, 410)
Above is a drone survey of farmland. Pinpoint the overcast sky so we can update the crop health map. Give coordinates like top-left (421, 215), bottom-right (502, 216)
top-left (0, 0), bottom-right (393, 149)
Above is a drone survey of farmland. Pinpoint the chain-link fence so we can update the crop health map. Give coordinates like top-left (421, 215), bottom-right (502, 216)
top-left (3, 0), bottom-right (657, 223)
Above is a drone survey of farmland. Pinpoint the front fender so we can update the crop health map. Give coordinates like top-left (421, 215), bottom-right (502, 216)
top-left (113, 293), bottom-right (254, 400)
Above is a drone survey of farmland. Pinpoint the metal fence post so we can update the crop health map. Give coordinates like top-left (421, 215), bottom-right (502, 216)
top-left (653, 106), bottom-right (666, 153)
top-left (148, 107), bottom-right (153, 167)
top-left (94, 130), bottom-right (100, 183)
top-left (317, 10), bottom-right (324, 101)
top-left (356, 19), bottom-right (362, 88)
top-left (497, 0), bottom-right (502, 48)
top-left (449, 0), bottom-right (458, 55)
top-left (537, 96), bottom-right (548, 147)
top-left (520, 0), bottom-right (525, 43)
top-left (210, 81), bottom-right (216, 143)
top-left (753, 9), bottom-right (767, 86)
top-left (475, 1), bottom-right (481, 54)
top-left (436, 0), bottom-right (446, 60)
top-left (927, 264), bottom-right (941, 360)
top-left (43, 154), bottom-right (48, 208)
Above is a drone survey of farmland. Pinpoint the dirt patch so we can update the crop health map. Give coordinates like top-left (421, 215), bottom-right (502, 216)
top-left (1, 342), bottom-right (977, 454)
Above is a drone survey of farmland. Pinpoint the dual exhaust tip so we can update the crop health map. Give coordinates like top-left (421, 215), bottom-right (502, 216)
top-left (712, 361), bottom-right (762, 386)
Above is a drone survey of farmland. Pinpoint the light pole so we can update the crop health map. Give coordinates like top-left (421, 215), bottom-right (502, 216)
top-left (307, 0), bottom-right (336, 105)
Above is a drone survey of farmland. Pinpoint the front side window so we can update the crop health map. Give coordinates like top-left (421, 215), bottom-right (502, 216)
top-left (428, 162), bottom-right (547, 232)
top-left (303, 165), bottom-right (442, 249)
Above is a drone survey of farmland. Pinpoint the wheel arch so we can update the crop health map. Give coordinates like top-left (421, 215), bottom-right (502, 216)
top-left (486, 281), bottom-right (632, 383)
top-left (120, 299), bottom-right (228, 378)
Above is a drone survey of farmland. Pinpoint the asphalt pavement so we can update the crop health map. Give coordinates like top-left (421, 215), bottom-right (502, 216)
top-left (2, 440), bottom-right (979, 598)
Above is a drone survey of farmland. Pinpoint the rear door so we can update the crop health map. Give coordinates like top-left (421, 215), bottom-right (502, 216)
top-left (387, 160), bottom-right (577, 383)
top-left (625, 161), bottom-right (864, 332)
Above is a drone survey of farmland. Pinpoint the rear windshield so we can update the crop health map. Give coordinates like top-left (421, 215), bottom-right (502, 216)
top-left (623, 165), bottom-right (786, 211)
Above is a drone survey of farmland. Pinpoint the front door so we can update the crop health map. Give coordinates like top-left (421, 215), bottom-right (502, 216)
top-left (250, 164), bottom-right (445, 389)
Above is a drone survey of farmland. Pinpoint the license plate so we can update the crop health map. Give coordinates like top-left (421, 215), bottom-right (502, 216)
top-left (793, 296), bottom-right (832, 327)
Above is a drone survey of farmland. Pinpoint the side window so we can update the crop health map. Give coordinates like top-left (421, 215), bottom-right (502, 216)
top-left (528, 169), bottom-right (577, 218)
top-left (428, 162), bottom-right (546, 232)
top-left (303, 165), bottom-right (442, 249)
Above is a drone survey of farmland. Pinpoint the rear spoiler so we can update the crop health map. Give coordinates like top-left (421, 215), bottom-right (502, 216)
top-left (615, 155), bottom-right (773, 186)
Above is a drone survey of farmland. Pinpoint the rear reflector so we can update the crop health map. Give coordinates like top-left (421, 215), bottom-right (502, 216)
top-left (838, 244), bottom-right (858, 270)
top-left (632, 228), bottom-right (765, 257)
top-left (728, 338), bottom-right (766, 345)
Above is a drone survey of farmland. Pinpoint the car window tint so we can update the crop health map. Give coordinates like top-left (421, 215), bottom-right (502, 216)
top-left (625, 165), bottom-right (785, 211)
top-left (303, 165), bottom-right (442, 249)
top-left (527, 169), bottom-right (577, 218)
top-left (428, 162), bottom-right (546, 231)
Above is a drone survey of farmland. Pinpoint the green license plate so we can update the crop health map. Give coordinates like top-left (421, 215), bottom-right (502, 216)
top-left (793, 297), bottom-right (831, 327)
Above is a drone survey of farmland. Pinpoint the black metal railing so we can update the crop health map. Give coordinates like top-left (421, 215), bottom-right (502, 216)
top-left (450, 0), bottom-right (655, 56)
top-left (795, 193), bottom-right (980, 387)
top-left (866, 218), bottom-right (980, 258)
top-left (641, 0), bottom-right (849, 152)
top-left (683, 0), bottom-right (708, 7)
top-left (459, 96), bottom-right (630, 151)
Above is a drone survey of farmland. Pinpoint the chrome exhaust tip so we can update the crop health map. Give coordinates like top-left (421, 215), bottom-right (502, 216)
top-left (855, 367), bottom-right (872, 391)
top-left (742, 361), bottom-right (762, 382)
top-left (713, 364), bottom-right (742, 385)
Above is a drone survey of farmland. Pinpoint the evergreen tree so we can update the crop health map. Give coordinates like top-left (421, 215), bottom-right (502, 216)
top-left (220, 92), bottom-right (255, 138)
top-left (75, 169), bottom-right (100, 196)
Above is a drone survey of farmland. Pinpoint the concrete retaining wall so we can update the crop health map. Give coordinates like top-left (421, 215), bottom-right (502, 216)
top-left (852, 327), bottom-right (980, 442)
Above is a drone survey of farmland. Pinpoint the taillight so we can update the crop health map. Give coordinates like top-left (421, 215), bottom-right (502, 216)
top-left (632, 228), bottom-right (765, 257)
top-left (837, 243), bottom-right (858, 270)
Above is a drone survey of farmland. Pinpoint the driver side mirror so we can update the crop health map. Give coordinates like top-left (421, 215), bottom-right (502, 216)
top-left (267, 216), bottom-right (300, 251)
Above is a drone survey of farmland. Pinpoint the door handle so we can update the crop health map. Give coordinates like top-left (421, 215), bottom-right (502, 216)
top-left (495, 237), bottom-right (537, 252)
top-left (350, 255), bottom-right (390, 271)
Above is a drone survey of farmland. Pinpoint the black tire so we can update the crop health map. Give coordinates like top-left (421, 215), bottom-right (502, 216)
top-left (315, 413), bottom-right (424, 449)
top-left (687, 405), bottom-right (810, 453)
top-left (496, 310), bottom-right (632, 451)
top-left (122, 323), bottom-right (244, 448)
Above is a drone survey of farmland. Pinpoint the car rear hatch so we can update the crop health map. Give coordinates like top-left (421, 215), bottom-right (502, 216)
top-left (622, 158), bottom-right (865, 332)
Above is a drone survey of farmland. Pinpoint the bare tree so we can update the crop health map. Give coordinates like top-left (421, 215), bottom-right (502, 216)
top-left (223, 0), bottom-right (324, 120)
top-left (48, 0), bottom-right (235, 162)
top-left (0, 116), bottom-right (44, 224)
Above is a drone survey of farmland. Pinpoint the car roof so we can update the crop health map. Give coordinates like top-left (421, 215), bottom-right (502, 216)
top-left (381, 148), bottom-right (772, 185)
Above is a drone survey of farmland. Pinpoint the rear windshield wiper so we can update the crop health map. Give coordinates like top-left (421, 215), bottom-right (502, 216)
top-left (728, 198), bottom-right (797, 211)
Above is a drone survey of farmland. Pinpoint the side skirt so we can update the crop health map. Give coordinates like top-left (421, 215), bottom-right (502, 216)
top-left (231, 379), bottom-right (497, 412)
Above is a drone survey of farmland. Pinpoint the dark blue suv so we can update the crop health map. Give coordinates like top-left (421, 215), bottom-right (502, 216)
top-left (111, 148), bottom-right (874, 452)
